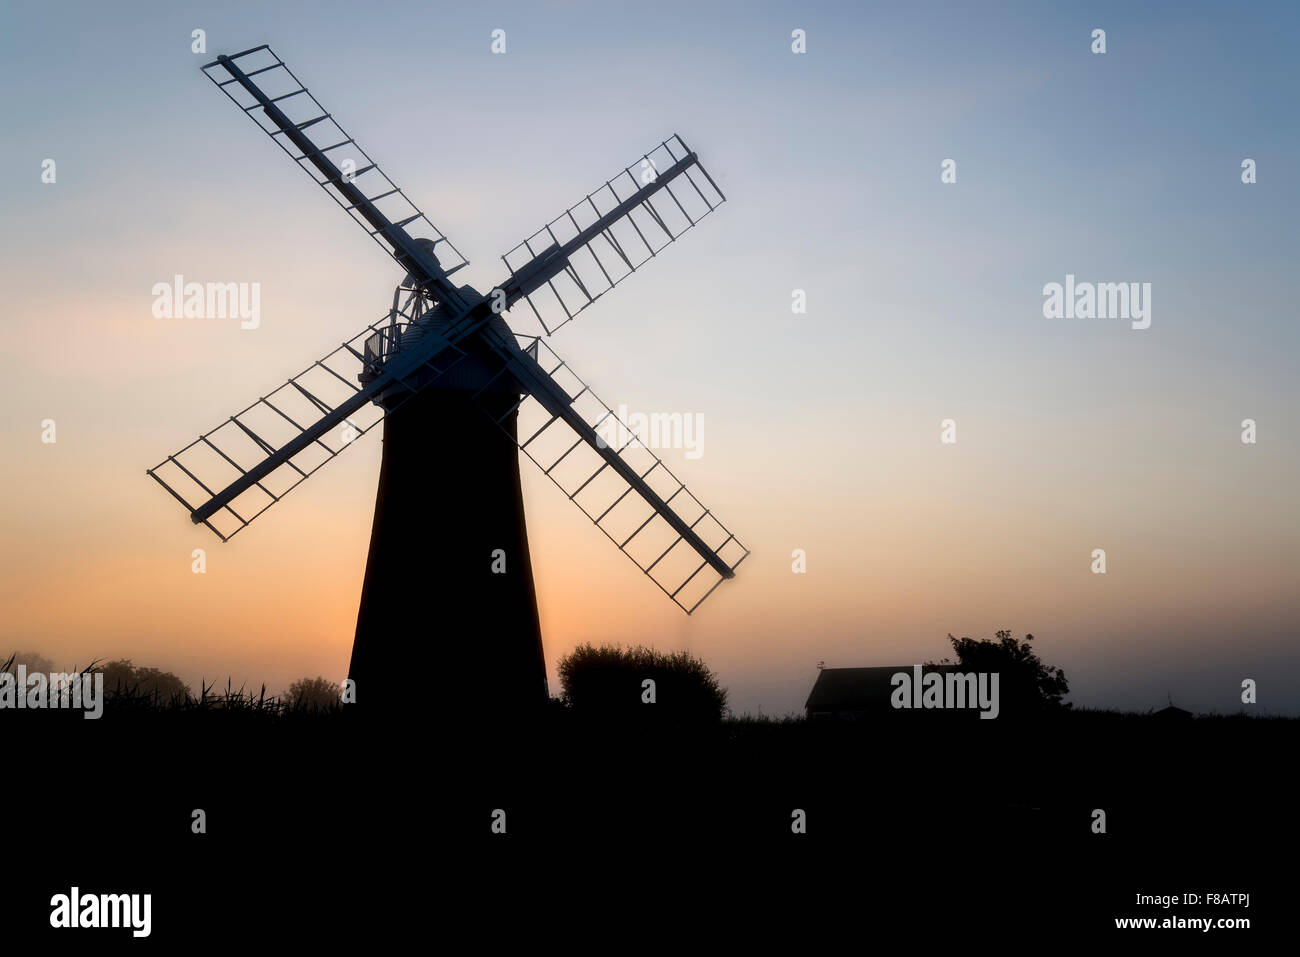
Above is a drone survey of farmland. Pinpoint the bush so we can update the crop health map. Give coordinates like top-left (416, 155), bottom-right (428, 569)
top-left (282, 676), bottom-right (342, 712)
top-left (557, 643), bottom-right (728, 724)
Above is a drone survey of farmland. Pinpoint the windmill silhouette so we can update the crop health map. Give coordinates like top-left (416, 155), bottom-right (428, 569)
top-left (147, 46), bottom-right (748, 713)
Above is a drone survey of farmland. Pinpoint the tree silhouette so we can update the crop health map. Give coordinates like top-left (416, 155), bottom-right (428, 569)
top-left (3, 651), bottom-right (55, 674)
top-left (931, 630), bottom-right (1069, 716)
top-left (282, 676), bottom-right (342, 712)
top-left (99, 659), bottom-right (192, 703)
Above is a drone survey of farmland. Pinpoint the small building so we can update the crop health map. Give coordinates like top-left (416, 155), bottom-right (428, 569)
top-left (805, 665), bottom-right (959, 720)
top-left (1153, 703), bottom-right (1193, 721)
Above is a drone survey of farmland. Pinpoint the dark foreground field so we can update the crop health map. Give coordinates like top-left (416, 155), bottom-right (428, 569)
top-left (6, 701), bottom-right (1289, 943)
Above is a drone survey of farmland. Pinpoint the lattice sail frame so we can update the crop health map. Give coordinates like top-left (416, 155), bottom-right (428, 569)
top-left (201, 45), bottom-right (469, 279)
top-left (473, 337), bottom-right (749, 614)
top-left (499, 134), bottom-right (725, 338)
top-left (147, 303), bottom-right (467, 542)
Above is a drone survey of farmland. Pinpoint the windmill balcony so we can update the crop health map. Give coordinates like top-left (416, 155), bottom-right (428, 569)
top-left (359, 325), bottom-right (406, 383)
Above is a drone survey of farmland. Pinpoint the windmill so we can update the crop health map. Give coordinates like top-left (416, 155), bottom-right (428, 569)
top-left (147, 46), bottom-right (748, 713)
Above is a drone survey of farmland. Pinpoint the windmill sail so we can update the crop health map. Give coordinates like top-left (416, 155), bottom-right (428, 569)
top-left (498, 135), bottom-right (726, 336)
top-left (472, 334), bottom-right (748, 614)
top-left (202, 45), bottom-right (470, 310)
top-left (153, 48), bottom-right (743, 614)
top-left (147, 310), bottom-right (468, 541)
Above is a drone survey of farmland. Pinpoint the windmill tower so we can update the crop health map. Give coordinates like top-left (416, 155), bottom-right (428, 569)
top-left (147, 46), bottom-right (748, 714)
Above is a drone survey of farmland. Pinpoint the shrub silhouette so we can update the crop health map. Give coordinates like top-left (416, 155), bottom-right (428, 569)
top-left (930, 630), bottom-right (1069, 716)
top-left (558, 643), bottom-right (728, 724)
top-left (283, 676), bottom-right (342, 712)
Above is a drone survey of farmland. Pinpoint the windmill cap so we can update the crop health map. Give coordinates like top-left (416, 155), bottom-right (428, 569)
top-left (414, 237), bottom-right (441, 261)
top-left (402, 237), bottom-right (443, 286)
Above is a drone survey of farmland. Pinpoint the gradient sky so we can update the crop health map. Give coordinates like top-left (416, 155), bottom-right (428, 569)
top-left (2, 0), bottom-right (1297, 715)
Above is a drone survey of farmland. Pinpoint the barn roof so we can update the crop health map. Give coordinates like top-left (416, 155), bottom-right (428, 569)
top-left (804, 666), bottom-right (958, 713)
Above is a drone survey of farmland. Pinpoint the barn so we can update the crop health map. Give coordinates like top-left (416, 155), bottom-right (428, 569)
top-left (804, 665), bottom-right (961, 720)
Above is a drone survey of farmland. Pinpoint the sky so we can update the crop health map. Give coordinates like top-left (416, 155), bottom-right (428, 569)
top-left (1, 0), bottom-right (1297, 716)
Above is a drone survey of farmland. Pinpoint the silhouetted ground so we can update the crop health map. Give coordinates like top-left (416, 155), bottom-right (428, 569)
top-left (6, 700), bottom-right (1289, 943)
